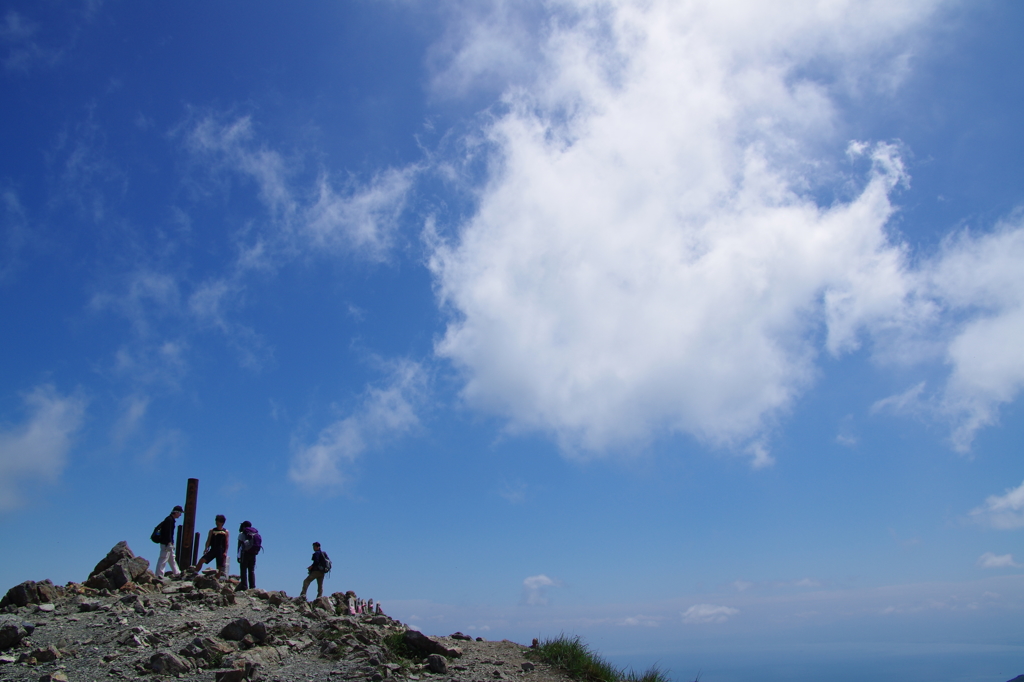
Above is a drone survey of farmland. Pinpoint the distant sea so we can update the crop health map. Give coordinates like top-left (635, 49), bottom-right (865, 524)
top-left (605, 646), bottom-right (1024, 682)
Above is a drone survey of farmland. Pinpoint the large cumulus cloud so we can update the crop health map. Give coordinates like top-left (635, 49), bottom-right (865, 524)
top-left (429, 0), bottom-right (1023, 458)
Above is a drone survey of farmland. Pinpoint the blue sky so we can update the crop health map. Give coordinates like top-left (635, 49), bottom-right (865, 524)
top-left (2, 1), bottom-right (1023, 680)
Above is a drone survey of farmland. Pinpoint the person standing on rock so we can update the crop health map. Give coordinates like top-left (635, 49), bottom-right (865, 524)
top-left (299, 541), bottom-right (330, 601)
top-left (195, 514), bottom-right (230, 577)
top-left (236, 520), bottom-right (261, 591)
top-left (153, 505), bottom-right (184, 579)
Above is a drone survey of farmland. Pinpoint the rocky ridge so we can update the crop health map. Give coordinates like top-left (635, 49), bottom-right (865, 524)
top-left (0, 542), bottom-right (567, 682)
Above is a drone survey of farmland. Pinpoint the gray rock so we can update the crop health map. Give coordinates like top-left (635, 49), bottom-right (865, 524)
top-left (85, 543), bottom-right (150, 591)
top-left (39, 673), bottom-right (69, 682)
top-left (220, 617), bottom-right (253, 641)
top-left (403, 629), bottom-right (462, 658)
top-left (149, 651), bottom-right (193, 674)
top-left (0, 615), bottom-right (32, 650)
top-left (427, 653), bottom-right (448, 673)
top-left (90, 540), bottom-right (134, 576)
top-left (29, 644), bottom-right (60, 662)
top-left (0, 580), bottom-right (57, 608)
top-left (522, 662), bottom-right (536, 672)
top-left (215, 670), bottom-right (248, 682)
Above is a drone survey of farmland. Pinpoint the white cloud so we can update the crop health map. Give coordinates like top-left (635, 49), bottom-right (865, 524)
top-left (970, 480), bottom-right (1024, 529)
top-left (429, 0), bottom-right (1024, 459)
top-left (289, 360), bottom-right (427, 491)
top-left (620, 614), bottom-right (660, 627)
top-left (0, 385), bottom-right (87, 510)
top-left (111, 394), bottom-right (149, 448)
top-left (977, 553), bottom-right (1019, 569)
top-left (184, 114), bottom-right (416, 264)
top-left (429, 1), bottom-right (937, 459)
top-left (522, 574), bottom-right (562, 606)
top-left (681, 603), bottom-right (739, 624)
top-left (922, 223), bottom-right (1024, 451)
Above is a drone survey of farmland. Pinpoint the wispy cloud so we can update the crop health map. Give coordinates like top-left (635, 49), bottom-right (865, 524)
top-left (289, 360), bottom-right (427, 492)
top-left (977, 553), bottom-right (1019, 569)
top-left (681, 604), bottom-right (739, 624)
top-left (0, 385), bottom-right (87, 510)
top-left (522, 574), bottom-right (562, 606)
top-left (0, 187), bottom-right (31, 283)
top-left (183, 113), bottom-right (417, 264)
top-left (971, 480), bottom-right (1024, 529)
top-left (1, 10), bottom-right (62, 72)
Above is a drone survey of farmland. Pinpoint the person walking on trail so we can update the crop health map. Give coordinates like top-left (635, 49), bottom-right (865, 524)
top-left (153, 505), bottom-right (184, 578)
top-left (236, 520), bottom-right (261, 592)
top-left (195, 514), bottom-right (230, 577)
top-left (299, 541), bottom-right (330, 601)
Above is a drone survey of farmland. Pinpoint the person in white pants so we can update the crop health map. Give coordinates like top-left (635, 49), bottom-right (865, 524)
top-left (154, 505), bottom-right (184, 578)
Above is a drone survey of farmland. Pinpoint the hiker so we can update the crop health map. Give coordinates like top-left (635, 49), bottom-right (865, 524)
top-left (299, 541), bottom-right (331, 600)
top-left (153, 505), bottom-right (184, 578)
top-left (195, 514), bottom-right (230, 576)
top-left (236, 520), bottom-right (261, 591)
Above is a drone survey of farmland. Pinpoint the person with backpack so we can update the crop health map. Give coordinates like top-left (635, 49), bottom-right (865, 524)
top-left (236, 520), bottom-right (262, 591)
top-left (152, 505), bottom-right (184, 579)
top-left (195, 514), bottom-right (230, 577)
top-left (299, 541), bottom-right (331, 601)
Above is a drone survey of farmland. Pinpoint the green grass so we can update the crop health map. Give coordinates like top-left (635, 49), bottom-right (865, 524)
top-left (526, 635), bottom-right (671, 682)
top-left (382, 630), bottom-right (419, 663)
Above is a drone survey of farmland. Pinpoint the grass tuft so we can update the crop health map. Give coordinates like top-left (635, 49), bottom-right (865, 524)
top-left (527, 634), bottom-right (671, 682)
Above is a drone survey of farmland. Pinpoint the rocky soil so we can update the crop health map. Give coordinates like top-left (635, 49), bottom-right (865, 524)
top-left (0, 543), bottom-right (569, 682)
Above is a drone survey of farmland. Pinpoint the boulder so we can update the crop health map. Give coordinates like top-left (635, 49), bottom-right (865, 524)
top-left (180, 636), bottom-right (237, 662)
top-left (90, 541), bottom-right (135, 577)
top-left (427, 653), bottom-right (448, 673)
top-left (220, 617), bottom-right (253, 641)
top-left (194, 575), bottom-right (220, 591)
top-left (250, 621), bottom-right (268, 644)
top-left (0, 579), bottom-right (58, 608)
top-left (149, 651), bottom-right (193, 674)
top-left (0, 615), bottom-right (32, 650)
top-left (403, 630), bottom-right (462, 658)
top-left (85, 543), bottom-right (150, 591)
top-left (29, 644), bottom-right (60, 662)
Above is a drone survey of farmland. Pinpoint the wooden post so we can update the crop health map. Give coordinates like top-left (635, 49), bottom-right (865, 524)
top-left (192, 531), bottom-right (201, 567)
top-left (180, 478), bottom-right (199, 569)
top-left (175, 526), bottom-right (184, 567)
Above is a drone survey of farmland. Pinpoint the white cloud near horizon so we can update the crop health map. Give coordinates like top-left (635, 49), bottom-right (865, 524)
top-left (289, 360), bottom-right (427, 492)
top-left (522, 574), bottom-right (562, 606)
top-left (429, 0), bottom-right (1024, 459)
top-left (0, 385), bottom-right (87, 510)
top-left (971, 480), bottom-right (1024, 529)
top-left (681, 604), bottom-right (739, 624)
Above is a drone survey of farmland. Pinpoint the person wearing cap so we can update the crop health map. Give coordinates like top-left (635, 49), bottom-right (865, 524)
top-left (154, 505), bottom-right (184, 578)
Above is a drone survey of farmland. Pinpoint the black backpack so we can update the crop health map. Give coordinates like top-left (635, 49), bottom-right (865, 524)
top-left (150, 523), bottom-right (163, 544)
top-left (320, 551), bottom-right (332, 575)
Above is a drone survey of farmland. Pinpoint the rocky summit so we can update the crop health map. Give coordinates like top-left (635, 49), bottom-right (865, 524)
top-left (0, 542), bottom-right (567, 682)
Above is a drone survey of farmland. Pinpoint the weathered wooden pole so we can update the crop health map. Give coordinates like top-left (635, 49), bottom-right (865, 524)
top-left (180, 478), bottom-right (199, 569)
top-left (175, 526), bottom-right (184, 567)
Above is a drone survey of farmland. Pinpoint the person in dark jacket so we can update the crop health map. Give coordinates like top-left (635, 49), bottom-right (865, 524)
top-left (236, 520), bottom-right (260, 591)
top-left (154, 505), bottom-right (184, 578)
top-left (195, 514), bottom-right (230, 577)
top-left (299, 542), bottom-right (328, 600)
